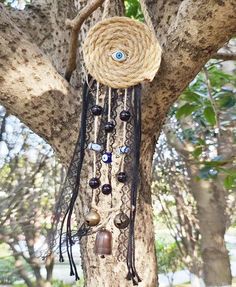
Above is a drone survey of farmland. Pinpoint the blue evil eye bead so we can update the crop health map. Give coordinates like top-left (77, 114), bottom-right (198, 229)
top-left (102, 152), bottom-right (112, 164)
top-left (88, 142), bottom-right (102, 152)
top-left (112, 50), bottom-right (127, 62)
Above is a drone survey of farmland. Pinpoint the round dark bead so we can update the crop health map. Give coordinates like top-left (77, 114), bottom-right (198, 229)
top-left (91, 105), bottom-right (103, 116)
top-left (89, 177), bottom-right (100, 189)
top-left (120, 110), bottom-right (131, 121)
top-left (117, 172), bottom-right (127, 183)
top-left (104, 122), bottom-right (115, 133)
top-left (102, 184), bottom-right (112, 195)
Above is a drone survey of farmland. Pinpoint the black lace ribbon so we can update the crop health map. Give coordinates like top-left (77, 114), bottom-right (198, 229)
top-left (126, 85), bottom-right (142, 285)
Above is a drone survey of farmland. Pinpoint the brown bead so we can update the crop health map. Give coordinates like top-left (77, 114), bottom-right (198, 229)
top-left (84, 210), bottom-right (101, 226)
top-left (95, 229), bottom-right (112, 257)
top-left (114, 213), bottom-right (130, 229)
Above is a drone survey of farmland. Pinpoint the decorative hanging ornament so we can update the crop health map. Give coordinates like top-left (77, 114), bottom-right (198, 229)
top-left (114, 212), bottom-right (130, 229)
top-left (85, 209), bottom-right (101, 227)
top-left (95, 229), bottom-right (112, 258)
top-left (83, 17), bottom-right (161, 89)
top-left (58, 16), bottom-right (161, 286)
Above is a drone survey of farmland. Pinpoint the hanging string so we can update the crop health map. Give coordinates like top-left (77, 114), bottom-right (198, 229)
top-left (106, 87), bottom-right (112, 152)
top-left (59, 79), bottom-right (90, 281)
top-left (120, 88), bottom-right (128, 171)
top-left (126, 85), bottom-right (142, 285)
top-left (139, 0), bottom-right (156, 35)
top-left (93, 82), bottom-right (100, 178)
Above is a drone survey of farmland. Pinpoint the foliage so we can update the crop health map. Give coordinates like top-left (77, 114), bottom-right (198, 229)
top-left (172, 61), bottom-right (236, 188)
top-left (154, 59), bottom-right (236, 276)
top-left (153, 137), bottom-right (202, 274)
top-left (0, 257), bottom-right (21, 284)
top-left (0, 108), bottom-right (65, 285)
top-left (125, 0), bottom-right (144, 21)
top-left (156, 239), bottom-right (183, 274)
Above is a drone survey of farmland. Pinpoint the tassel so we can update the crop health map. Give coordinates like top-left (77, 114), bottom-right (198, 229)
top-left (126, 85), bottom-right (142, 285)
top-left (59, 78), bottom-right (91, 280)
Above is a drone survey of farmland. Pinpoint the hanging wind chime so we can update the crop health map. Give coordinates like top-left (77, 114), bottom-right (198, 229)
top-left (59, 16), bottom-right (161, 285)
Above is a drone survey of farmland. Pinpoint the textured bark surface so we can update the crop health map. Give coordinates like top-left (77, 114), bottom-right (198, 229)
top-left (188, 165), bottom-right (232, 286)
top-left (165, 122), bottom-right (236, 286)
top-left (0, 0), bottom-right (236, 286)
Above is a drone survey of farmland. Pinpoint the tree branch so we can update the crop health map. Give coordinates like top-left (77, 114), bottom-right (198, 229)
top-left (0, 5), bottom-right (79, 162)
top-left (140, 0), bottom-right (182, 43)
top-left (65, 0), bottom-right (106, 81)
top-left (5, 1), bottom-right (77, 75)
top-left (211, 52), bottom-right (236, 61)
top-left (141, 0), bottom-right (236, 154)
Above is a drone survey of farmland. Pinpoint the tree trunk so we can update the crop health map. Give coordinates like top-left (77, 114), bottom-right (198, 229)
top-left (190, 273), bottom-right (205, 287)
top-left (14, 257), bottom-right (34, 287)
top-left (188, 165), bottom-right (232, 287)
top-left (79, 133), bottom-right (158, 287)
top-left (0, 1), bottom-right (236, 287)
top-left (46, 253), bottom-right (54, 281)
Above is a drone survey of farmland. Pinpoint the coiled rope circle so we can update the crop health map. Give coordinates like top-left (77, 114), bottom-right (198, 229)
top-left (83, 16), bottom-right (162, 89)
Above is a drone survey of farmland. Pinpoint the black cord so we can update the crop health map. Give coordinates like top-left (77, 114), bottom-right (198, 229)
top-left (59, 79), bottom-right (90, 280)
top-left (127, 85), bottom-right (142, 285)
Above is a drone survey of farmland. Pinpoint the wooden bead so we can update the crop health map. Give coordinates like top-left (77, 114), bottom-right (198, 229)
top-left (120, 110), bottom-right (131, 121)
top-left (117, 172), bottom-right (127, 183)
top-left (91, 105), bottom-right (103, 116)
top-left (104, 122), bottom-right (115, 133)
top-left (89, 177), bottom-right (100, 189)
top-left (102, 184), bottom-right (112, 195)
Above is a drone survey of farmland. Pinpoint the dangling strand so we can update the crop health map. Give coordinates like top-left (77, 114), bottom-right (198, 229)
top-left (101, 87), bottom-right (113, 200)
top-left (91, 82), bottom-right (100, 206)
top-left (121, 88), bottom-right (128, 172)
top-left (126, 85), bottom-right (142, 285)
top-left (59, 79), bottom-right (91, 281)
top-left (89, 81), bottom-right (102, 200)
top-left (106, 87), bottom-right (112, 152)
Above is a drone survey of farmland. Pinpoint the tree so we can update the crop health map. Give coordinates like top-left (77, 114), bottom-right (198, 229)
top-left (153, 136), bottom-right (203, 286)
top-left (0, 0), bottom-right (236, 286)
top-left (157, 61), bottom-right (236, 286)
top-left (0, 109), bottom-right (64, 287)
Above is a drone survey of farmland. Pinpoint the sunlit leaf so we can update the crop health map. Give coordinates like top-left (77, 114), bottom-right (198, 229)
top-left (176, 103), bottom-right (199, 119)
top-left (203, 106), bottom-right (216, 125)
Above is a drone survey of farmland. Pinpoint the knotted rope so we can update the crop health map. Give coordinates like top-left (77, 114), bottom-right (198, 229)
top-left (83, 16), bottom-right (162, 89)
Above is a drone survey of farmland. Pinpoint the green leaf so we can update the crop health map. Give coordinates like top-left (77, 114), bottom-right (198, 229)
top-left (203, 106), bottom-right (216, 125)
top-left (192, 147), bottom-right (203, 158)
top-left (181, 90), bottom-right (202, 104)
top-left (224, 175), bottom-right (235, 189)
top-left (176, 103), bottom-right (199, 119)
top-left (217, 94), bottom-right (236, 109)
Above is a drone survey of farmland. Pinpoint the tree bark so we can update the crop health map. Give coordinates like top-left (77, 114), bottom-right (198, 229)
top-left (188, 165), bottom-right (232, 287)
top-left (0, 1), bottom-right (236, 286)
top-left (164, 125), bottom-right (233, 286)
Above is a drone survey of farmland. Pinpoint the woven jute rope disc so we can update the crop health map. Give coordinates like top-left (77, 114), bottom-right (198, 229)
top-left (83, 17), bottom-right (162, 89)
